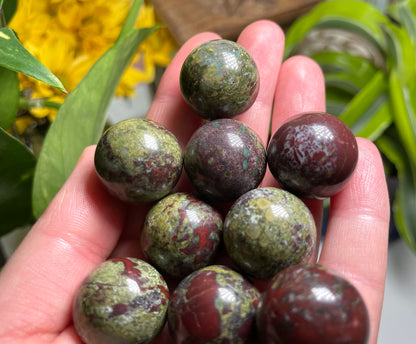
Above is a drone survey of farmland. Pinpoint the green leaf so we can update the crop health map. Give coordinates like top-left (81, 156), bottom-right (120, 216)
top-left (381, 22), bottom-right (416, 84)
top-left (325, 87), bottom-right (354, 116)
top-left (284, 0), bottom-right (391, 58)
top-left (376, 131), bottom-right (416, 253)
top-left (311, 51), bottom-right (379, 76)
top-left (387, 0), bottom-right (416, 44)
top-left (117, 0), bottom-right (144, 41)
top-left (0, 66), bottom-right (19, 129)
top-left (312, 51), bottom-right (379, 95)
top-left (0, 127), bottom-right (36, 235)
top-left (0, 27), bottom-right (66, 93)
top-left (354, 101), bottom-right (392, 141)
top-left (1, 0), bottom-right (17, 24)
top-left (338, 71), bottom-right (392, 140)
top-left (32, 25), bottom-right (158, 218)
top-left (389, 70), bottom-right (416, 169)
top-left (323, 73), bottom-right (364, 95)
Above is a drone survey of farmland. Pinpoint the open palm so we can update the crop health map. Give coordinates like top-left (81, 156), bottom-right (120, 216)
top-left (0, 20), bottom-right (389, 344)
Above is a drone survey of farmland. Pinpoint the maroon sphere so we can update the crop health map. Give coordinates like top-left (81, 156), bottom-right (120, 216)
top-left (257, 264), bottom-right (369, 344)
top-left (267, 112), bottom-right (358, 199)
top-left (184, 119), bottom-right (266, 202)
top-left (168, 265), bottom-right (260, 343)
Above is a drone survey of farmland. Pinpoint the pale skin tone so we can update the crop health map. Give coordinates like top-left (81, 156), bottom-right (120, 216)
top-left (0, 21), bottom-right (390, 343)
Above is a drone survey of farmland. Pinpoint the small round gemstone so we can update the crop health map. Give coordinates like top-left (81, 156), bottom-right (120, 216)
top-left (180, 39), bottom-right (259, 120)
top-left (223, 187), bottom-right (317, 279)
top-left (94, 118), bottom-right (183, 203)
top-left (168, 265), bottom-right (260, 343)
top-left (267, 112), bottom-right (358, 199)
top-left (73, 258), bottom-right (169, 344)
top-left (257, 264), bottom-right (369, 344)
top-left (184, 118), bottom-right (266, 202)
top-left (141, 192), bottom-right (223, 278)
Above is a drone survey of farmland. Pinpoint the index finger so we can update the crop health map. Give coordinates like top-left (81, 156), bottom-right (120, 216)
top-left (147, 20), bottom-right (285, 149)
top-left (145, 31), bottom-right (220, 149)
top-left (234, 20), bottom-right (285, 144)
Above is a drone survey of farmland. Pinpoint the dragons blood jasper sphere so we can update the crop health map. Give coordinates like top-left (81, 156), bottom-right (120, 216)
top-left (180, 39), bottom-right (259, 119)
top-left (73, 258), bottom-right (169, 344)
top-left (184, 119), bottom-right (266, 202)
top-left (267, 112), bottom-right (358, 199)
top-left (94, 118), bottom-right (183, 203)
top-left (223, 187), bottom-right (317, 279)
top-left (168, 265), bottom-right (260, 343)
top-left (140, 192), bottom-right (223, 278)
top-left (257, 264), bottom-right (370, 344)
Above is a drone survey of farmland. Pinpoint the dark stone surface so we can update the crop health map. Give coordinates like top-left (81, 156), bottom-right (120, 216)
top-left (73, 258), bottom-right (169, 344)
top-left (168, 265), bottom-right (259, 343)
top-left (180, 39), bottom-right (259, 120)
top-left (141, 192), bottom-right (223, 278)
top-left (223, 187), bottom-right (317, 279)
top-left (184, 119), bottom-right (266, 202)
top-left (94, 118), bottom-right (183, 203)
top-left (257, 264), bottom-right (369, 344)
top-left (267, 112), bottom-right (358, 199)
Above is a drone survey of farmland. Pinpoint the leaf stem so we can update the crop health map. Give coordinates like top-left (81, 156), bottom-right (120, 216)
top-left (0, 8), bottom-right (7, 28)
top-left (19, 97), bottom-right (62, 110)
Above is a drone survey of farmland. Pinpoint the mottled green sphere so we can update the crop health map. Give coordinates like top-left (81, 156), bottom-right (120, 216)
top-left (94, 118), bottom-right (183, 203)
top-left (223, 187), bottom-right (317, 279)
top-left (141, 193), bottom-right (223, 278)
top-left (73, 258), bottom-right (169, 344)
top-left (180, 39), bottom-right (259, 120)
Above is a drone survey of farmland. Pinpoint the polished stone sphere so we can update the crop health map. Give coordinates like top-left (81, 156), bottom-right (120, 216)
top-left (73, 258), bottom-right (169, 344)
top-left (180, 39), bottom-right (259, 120)
top-left (267, 112), bottom-right (358, 199)
top-left (223, 187), bottom-right (317, 279)
top-left (94, 118), bottom-right (183, 203)
top-left (168, 265), bottom-right (260, 343)
top-left (257, 264), bottom-right (369, 344)
top-left (184, 119), bottom-right (266, 202)
top-left (140, 192), bottom-right (223, 278)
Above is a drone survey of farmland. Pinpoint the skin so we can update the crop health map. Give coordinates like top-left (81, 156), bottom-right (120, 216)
top-left (0, 20), bottom-right (389, 344)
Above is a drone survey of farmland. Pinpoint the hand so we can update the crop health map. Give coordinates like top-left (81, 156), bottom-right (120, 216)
top-left (0, 20), bottom-right (389, 344)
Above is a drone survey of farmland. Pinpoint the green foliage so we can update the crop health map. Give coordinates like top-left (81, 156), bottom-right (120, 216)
top-left (0, 0), bottom-right (65, 235)
top-left (376, 130), bottom-right (416, 252)
top-left (31, 0), bottom-right (157, 218)
top-left (0, 127), bottom-right (36, 235)
top-left (285, 0), bottom-right (416, 253)
top-left (285, 0), bottom-right (391, 58)
top-left (0, 66), bottom-right (19, 129)
top-left (1, 0), bottom-right (17, 24)
top-left (0, 0), bottom-right (157, 233)
top-left (0, 27), bottom-right (66, 93)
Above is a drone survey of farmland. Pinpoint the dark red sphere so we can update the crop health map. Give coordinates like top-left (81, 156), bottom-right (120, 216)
top-left (184, 119), bottom-right (266, 202)
top-left (257, 264), bottom-right (369, 344)
top-left (168, 265), bottom-right (260, 343)
top-left (267, 112), bottom-right (358, 199)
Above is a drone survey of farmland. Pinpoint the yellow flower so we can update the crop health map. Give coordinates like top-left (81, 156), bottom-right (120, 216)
top-left (14, 114), bottom-right (35, 134)
top-left (9, 0), bottom-right (178, 126)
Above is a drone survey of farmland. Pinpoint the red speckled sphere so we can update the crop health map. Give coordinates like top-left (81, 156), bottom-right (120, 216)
top-left (184, 119), bottom-right (266, 203)
top-left (140, 193), bottom-right (223, 279)
top-left (267, 112), bottom-right (358, 199)
top-left (257, 264), bottom-right (369, 344)
top-left (168, 265), bottom-right (260, 343)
